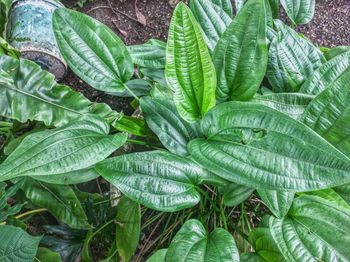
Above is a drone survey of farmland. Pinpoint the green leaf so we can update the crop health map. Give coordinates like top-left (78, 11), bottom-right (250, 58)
top-left (0, 55), bottom-right (120, 127)
top-left (188, 101), bottom-right (350, 191)
top-left (0, 225), bottom-right (41, 262)
top-left (300, 70), bottom-right (350, 157)
top-left (267, 20), bottom-right (325, 92)
top-left (0, 116), bottom-right (127, 182)
top-left (281, 0), bottom-right (315, 25)
top-left (334, 183), bottom-right (350, 206)
top-left (300, 51), bottom-right (350, 95)
top-left (324, 46), bottom-right (350, 61)
top-left (21, 178), bottom-right (90, 229)
top-left (301, 189), bottom-right (350, 210)
top-left (219, 183), bottom-right (254, 207)
top-left (33, 168), bottom-right (99, 185)
top-left (257, 190), bottom-right (294, 218)
top-left (252, 93), bottom-right (314, 119)
top-left (113, 115), bottom-right (150, 137)
top-left (36, 247), bottom-right (62, 262)
top-left (53, 8), bottom-right (133, 92)
top-left (210, 0), bottom-right (233, 17)
top-left (95, 151), bottom-right (209, 211)
top-left (269, 194), bottom-right (350, 261)
top-left (106, 79), bottom-right (152, 97)
top-left (140, 96), bottom-right (201, 155)
top-left (146, 249), bottom-right (168, 262)
top-left (213, 0), bottom-right (267, 101)
top-left (116, 196), bottom-right (141, 261)
top-left (267, 0), bottom-right (280, 18)
top-left (166, 2), bottom-right (216, 122)
top-left (165, 219), bottom-right (239, 262)
top-left (128, 41), bottom-right (166, 69)
top-left (235, 0), bottom-right (248, 12)
top-left (190, 0), bottom-right (232, 52)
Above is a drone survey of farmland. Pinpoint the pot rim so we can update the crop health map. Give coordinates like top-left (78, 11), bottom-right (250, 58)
top-left (10, 0), bottom-right (64, 9)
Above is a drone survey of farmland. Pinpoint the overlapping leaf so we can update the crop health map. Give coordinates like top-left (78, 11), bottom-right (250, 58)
top-left (188, 102), bottom-right (350, 191)
top-left (281, 0), bottom-right (315, 25)
top-left (210, 0), bottom-right (233, 16)
top-left (219, 183), bottom-right (255, 207)
top-left (166, 2), bottom-right (216, 122)
top-left (53, 8), bottom-right (133, 92)
top-left (213, 0), bottom-right (267, 101)
top-left (257, 190), bottom-right (294, 218)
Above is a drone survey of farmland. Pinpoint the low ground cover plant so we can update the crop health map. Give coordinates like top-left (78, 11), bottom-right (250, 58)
top-left (1, 0), bottom-right (350, 261)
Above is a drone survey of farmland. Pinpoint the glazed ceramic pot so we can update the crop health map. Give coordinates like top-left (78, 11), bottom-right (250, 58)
top-left (6, 0), bottom-right (67, 79)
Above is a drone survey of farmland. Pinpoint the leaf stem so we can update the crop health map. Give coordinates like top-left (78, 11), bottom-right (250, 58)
top-left (0, 208), bottom-right (48, 225)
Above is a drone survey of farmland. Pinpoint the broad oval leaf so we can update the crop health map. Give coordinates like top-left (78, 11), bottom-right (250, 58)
top-left (190, 0), bottom-right (232, 52)
top-left (257, 190), bottom-right (294, 218)
top-left (300, 51), bottom-right (350, 95)
top-left (166, 219), bottom-right (239, 262)
top-left (95, 151), bottom-right (206, 212)
top-left (0, 116), bottom-right (127, 182)
top-left (165, 2), bottom-right (216, 122)
top-left (116, 196), bottom-right (141, 261)
top-left (252, 93), bottom-right (314, 119)
top-left (281, 0), bottom-right (315, 25)
top-left (0, 225), bottom-right (41, 262)
top-left (269, 194), bottom-right (350, 261)
top-left (128, 41), bottom-right (166, 69)
top-left (53, 8), bottom-right (133, 92)
top-left (267, 20), bottom-right (325, 92)
top-left (0, 55), bottom-right (120, 127)
top-left (213, 0), bottom-right (267, 101)
top-left (210, 0), bottom-right (233, 17)
top-left (219, 183), bottom-right (255, 207)
top-left (300, 71), bottom-right (350, 157)
top-left (21, 178), bottom-right (90, 229)
top-left (188, 102), bottom-right (350, 191)
top-left (140, 96), bottom-right (202, 156)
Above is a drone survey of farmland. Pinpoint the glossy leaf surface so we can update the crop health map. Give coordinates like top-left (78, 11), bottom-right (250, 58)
top-left (128, 41), bottom-right (166, 69)
top-left (146, 249), bottom-right (168, 262)
top-left (116, 196), bottom-right (141, 261)
top-left (95, 151), bottom-right (206, 211)
top-left (267, 21), bottom-right (325, 92)
top-left (21, 178), bottom-right (90, 229)
top-left (188, 102), bottom-right (350, 191)
top-left (0, 225), bottom-right (41, 262)
top-left (140, 96), bottom-right (201, 155)
top-left (219, 183), bottom-right (255, 207)
top-left (190, 0), bottom-right (232, 52)
top-left (257, 190), bottom-right (294, 218)
top-left (53, 8), bottom-right (133, 92)
top-left (33, 168), bottom-right (99, 185)
top-left (166, 2), bottom-right (216, 122)
top-left (281, 0), bottom-right (315, 25)
top-left (166, 219), bottom-right (239, 262)
top-left (213, 0), bottom-right (267, 101)
top-left (0, 56), bottom-right (120, 127)
top-left (324, 46), bottom-right (350, 61)
top-left (0, 116), bottom-right (127, 182)
top-left (269, 194), bottom-right (350, 261)
top-left (300, 51), bottom-right (350, 95)
top-left (210, 0), bottom-right (233, 16)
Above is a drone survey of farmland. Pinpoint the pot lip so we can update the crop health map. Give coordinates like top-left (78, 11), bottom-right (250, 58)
top-left (10, 0), bottom-right (64, 9)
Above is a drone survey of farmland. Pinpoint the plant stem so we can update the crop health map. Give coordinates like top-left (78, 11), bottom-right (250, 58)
top-left (0, 208), bottom-right (48, 225)
top-left (220, 198), bottom-right (228, 231)
top-left (127, 138), bottom-right (163, 150)
top-left (0, 121), bottom-right (13, 128)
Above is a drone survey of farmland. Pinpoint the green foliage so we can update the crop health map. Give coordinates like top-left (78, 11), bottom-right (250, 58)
top-left (280, 0), bottom-right (315, 25)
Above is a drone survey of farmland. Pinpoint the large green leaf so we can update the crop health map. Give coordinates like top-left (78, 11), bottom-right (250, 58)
top-left (0, 116), bottom-right (127, 182)
top-left (300, 71), bottom-right (350, 157)
top-left (0, 55), bottom-right (120, 127)
top-left (257, 190), bottom-right (294, 218)
top-left (128, 40), bottom-right (166, 69)
top-left (21, 178), bottom-right (90, 229)
top-left (219, 183), bottom-right (255, 207)
top-left (190, 0), bottom-right (232, 52)
top-left (165, 2), bottom-right (216, 122)
top-left (0, 225), bottom-right (41, 262)
top-left (116, 196), bottom-right (141, 261)
top-left (281, 0), bottom-right (315, 25)
top-left (334, 183), bottom-right (350, 206)
top-left (267, 20), bottom-right (325, 92)
top-left (140, 96), bottom-right (201, 156)
top-left (165, 219), bottom-right (239, 262)
top-left (252, 93), bottom-right (314, 119)
top-left (95, 151), bottom-right (214, 211)
top-left (213, 0), bottom-right (267, 101)
top-left (269, 194), bottom-right (350, 261)
top-left (33, 168), bottom-right (99, 185)
top-left (53, 8), bottom-right (133, 92)
top-left (210, 0), bottom-right (233, 17)
top-left (188, 102), bottom-right (350, 191)
top-left (146, 249), bottom-right (168, 262)
top-left (300, 51), bottom-right (350, 95)
top-left (324, 46), bottom-right (350, 61)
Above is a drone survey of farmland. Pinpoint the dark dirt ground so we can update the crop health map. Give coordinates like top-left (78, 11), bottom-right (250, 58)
top-left (60, 0), bottom-right (350, 116)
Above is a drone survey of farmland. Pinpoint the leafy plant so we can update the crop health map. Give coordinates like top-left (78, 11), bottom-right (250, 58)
top-left (1, 0), bottom-right (350, 261)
